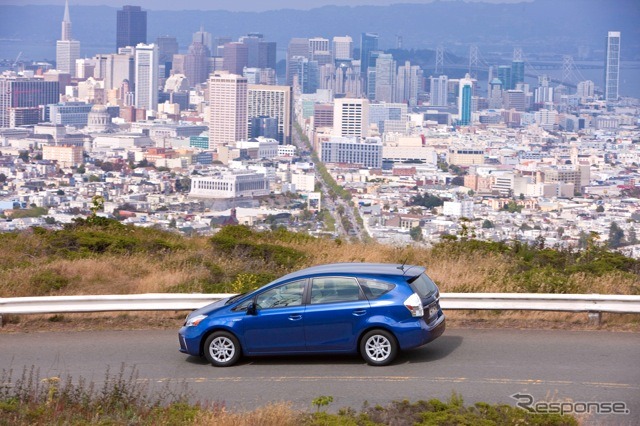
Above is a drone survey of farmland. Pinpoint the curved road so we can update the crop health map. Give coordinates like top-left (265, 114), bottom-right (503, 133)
top-left (1, 328), bottom-right (638, 424)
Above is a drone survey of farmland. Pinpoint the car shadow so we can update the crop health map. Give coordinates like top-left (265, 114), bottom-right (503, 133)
top-left (185, 334), bottom-right (463, 367)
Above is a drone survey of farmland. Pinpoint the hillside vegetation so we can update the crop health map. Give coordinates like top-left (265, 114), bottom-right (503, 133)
top-left (0, 219), bottom-right (638, 299)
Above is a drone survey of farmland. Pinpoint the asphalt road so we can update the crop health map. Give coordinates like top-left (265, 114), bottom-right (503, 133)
top-left (1, 328), bottom-right (638, 425)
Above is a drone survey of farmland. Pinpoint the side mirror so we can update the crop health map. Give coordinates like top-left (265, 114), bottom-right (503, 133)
top-left (246, 302), bottom-right (257, 316)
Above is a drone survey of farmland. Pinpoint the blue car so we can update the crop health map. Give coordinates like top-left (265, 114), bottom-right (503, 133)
top-left (178, 262), bottom-right (445, 366)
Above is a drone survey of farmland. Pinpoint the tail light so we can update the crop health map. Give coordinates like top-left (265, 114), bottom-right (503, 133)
top-left (404, 293), bottom-right (424, 317)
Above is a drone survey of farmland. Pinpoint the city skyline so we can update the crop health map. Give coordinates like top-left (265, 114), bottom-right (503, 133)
top-left (5, 0), bottom-right (532, 12)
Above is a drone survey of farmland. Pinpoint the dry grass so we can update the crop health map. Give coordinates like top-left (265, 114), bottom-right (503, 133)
top-left (195, 402), bottom-right (299, 426)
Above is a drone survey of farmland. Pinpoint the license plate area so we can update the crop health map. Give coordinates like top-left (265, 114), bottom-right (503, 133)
top-left (428, 303), bottom-right (439, 318)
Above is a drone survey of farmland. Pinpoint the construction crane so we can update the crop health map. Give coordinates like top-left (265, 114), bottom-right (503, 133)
top-left (12, 52), bottom-right (22, 70)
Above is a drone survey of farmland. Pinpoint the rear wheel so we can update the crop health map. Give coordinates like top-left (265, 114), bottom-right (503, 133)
top-left (203, 331), bottom-right (241, 367)
top-left (360, 329), bottom-right (398, 366)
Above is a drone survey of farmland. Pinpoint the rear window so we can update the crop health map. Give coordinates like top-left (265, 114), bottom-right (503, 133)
top-left (358, 278), bottom-right (395, 300)
top-left (407, 273), bottom-right (438, 298)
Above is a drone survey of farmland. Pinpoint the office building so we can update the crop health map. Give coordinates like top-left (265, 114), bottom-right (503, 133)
top-left (288, 56), bottom-right (319, 94)
top-left (333, 36), bottom-right (353, 60)
top-left (0, 76), bottom-right (59, 128)
top-left (257, 41), bottom-right (277, 70)
top-left (156, 36), bottom-right (179, 77)
top-left (497, 65), bottom-right (512, 91)
top-left (511, 60), bottom-right (524, 89)
top-left (104, 52), bottom-right (135, 93)
top-left (458, 73), bottom-right (473, 125)
top-left (190, 170), bottom-right (270, 199)
top-left (396, 61), bottom-right (422, 106)
top-left (369, 102), bottom-right (407, 134)
top-left (247, 84), bottom-right (292, 144)
top-left (42, 145), bottom-right (83, 167)
top-left (374, 53), bottom-right (396, 103)
top-left (185, 41), bottom-right (211, 86)
top-left (116, 6), bottom-right (147, 51)
top-left (605, 31), bottom-right (621, 102)
top-left (56, 0), bottom-right (80, 77)
top-left (223, 42), bottom-right (249, 75)
top-left (134, 43), bottom-right (159, 112)
top-left (576, 80), bottom-right (595, 100)
top-left (208, 72), bottom-right (248, 149)
top-left (47, 102), bottom-right (119, 127)
top-left (192, 26), bottom-right (213, 53)
top-left (320, 136), bottom-right (382, 168)
top-left (360, 33), bottom-right (379, 77)
top-left (286, 38), bottom-right (310, 86)
top-left (429, 75), bottom-right (448, 106)
top-left (333, 98), bottom-right (369, 138)
top-left (309, 37), bottom-right (330, 60)
top-left (313, 104), bottom-right (334, 130)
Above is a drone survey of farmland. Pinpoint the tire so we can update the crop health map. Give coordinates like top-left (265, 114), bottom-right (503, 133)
top-left (359, 329), bottom-right (398, 366)
top-left (203, 331), bottom-right (241, 367)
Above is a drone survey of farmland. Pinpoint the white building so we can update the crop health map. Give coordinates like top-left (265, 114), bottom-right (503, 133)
top-left (277, 144), bottom-right (296, 157)
top-left (291, 172), bottom-right (316, 192)
top-left (209, 72), bottom-right (248, 150)
top-left (247, 84), bottom-right (292, 144)
top-left (332, 36), bottom-right (353, 60)
top-left (333, 98), bottom-right (369, 138)
top-left (235, 137), bottom-right (279, 159)
top-left (442, 200), bottom-right (474, 218)
top-left (190, 170), bottom-right (270, 199)
top-left (134, 43), bottom-right (159, 112)
top-left (320, 136), bottom-right (382, 168)
top-left (56, 1), bottom-right (80, 77)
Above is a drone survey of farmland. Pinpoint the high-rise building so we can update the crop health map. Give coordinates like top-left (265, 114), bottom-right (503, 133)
top-left (223, 42), bottom-right (249, 75)
top-left (105, 52), bottom-right (135, 92)
top-left (286, 38), bottom-right (310, 86)
top-left (134, 43), bottom-right (159, 112)
top-left (56, 0), bottom-right (80, 77)
top-left (374, 53), bottom-right (396, 103)
top-left (192, 26), bottom-right (213, 53)
top-left (156, 36), bottom-right (179, 77)
top-left (429, 75), bottom-right (448, 106)
top-left (258, 41), bottom-right (277, 70)
top-left (333, 98), bottom-right (369, 138)
top-left (333, 36), bottom-right (353, 61)
top-left (184, 42), bottom-right (211, 86)
top-left (576, 80), bottom-right (595, 100)
top-left (208, 72), bottom-right (248, 149)
top-left (0, 76), bottom-right (59, 128)
top-left (239, 33), bottom-right (263, 68)
top-left (116, 6), bottom-right (147, 51)
top-left (511, 60), bottom-right (524, 89)
top-left (458, 73), bottom-right (473, 125)
top-left (309, 37), bottom-right (330, 60)
top-left (360, 33), bottom-right (379, 77)
top-left (396, 61), bottom-right (422, 106)
top-left (288, 56), bottom-right (319, 94)
top-left (497, 65), bottom-right (512, 91)
top-left (247, 85), bottom-right (292, 144)
top-left (605, 31), bottom-right (621, 102)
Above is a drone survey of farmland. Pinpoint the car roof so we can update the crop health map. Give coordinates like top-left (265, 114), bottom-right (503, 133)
top-left (276, 262), bottom-right (425, 283)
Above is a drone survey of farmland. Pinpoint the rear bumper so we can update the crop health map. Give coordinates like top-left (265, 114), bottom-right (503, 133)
top-left (397, 312), bottom-right (446, 350)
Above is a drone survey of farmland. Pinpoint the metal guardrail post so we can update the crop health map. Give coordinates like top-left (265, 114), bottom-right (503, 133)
top-left (588, 311), bottom-right (602, 326)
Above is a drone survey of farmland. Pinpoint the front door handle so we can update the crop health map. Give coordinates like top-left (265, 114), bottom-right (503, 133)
top-left (288, 314), bottom-right (302, 321)
top-left (352, 309), bottom-right (367, 316)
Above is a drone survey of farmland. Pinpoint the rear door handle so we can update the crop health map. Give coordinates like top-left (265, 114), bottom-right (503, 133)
top-left (288, 314), bottom-right (302, 321)
top-left (352, 309), bottom-right (367, 316)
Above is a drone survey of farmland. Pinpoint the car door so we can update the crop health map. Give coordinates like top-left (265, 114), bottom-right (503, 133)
top-left (241, 279), bottom-right (307, 354)
top-left (304, 276), bottom-right (370, 352)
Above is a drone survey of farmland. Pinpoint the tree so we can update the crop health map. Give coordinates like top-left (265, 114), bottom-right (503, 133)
top-left (409, 226), bottom-right (423, 242)
top-left (596, 205), bottom-right (605, 213)
top-left (450, 176), bottom-right (465, 186)
top-left (18, 151), bottom-right (29, 163)
top-left (0, 173), bottom-right (6, 182)
top-left (628, 227), bottom-right (638, 245)
top-left (76, 164), bottom-right (86, 174)
top-left (482, 219), bottom-right (494, 229)
top-left (169, 218), bottom-right (177, 228)
top-left (608, 222), bottom-right (625, 248)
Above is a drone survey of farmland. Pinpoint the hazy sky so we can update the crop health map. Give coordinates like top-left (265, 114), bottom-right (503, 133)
top-left (4, 0), bottom-right (530, 12)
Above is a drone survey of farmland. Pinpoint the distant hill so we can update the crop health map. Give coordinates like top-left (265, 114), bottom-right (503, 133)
top-left (0, 0), bottom-right (638, 61)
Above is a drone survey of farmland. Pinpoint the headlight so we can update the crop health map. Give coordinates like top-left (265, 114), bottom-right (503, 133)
top-left (185, 314), bottom-right (207, 327)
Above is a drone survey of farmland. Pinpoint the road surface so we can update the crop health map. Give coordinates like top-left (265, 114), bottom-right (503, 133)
top-left (1, 328), bottom-right (638, 424)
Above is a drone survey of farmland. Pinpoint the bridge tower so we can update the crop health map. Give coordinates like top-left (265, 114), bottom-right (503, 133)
top-left (435, 45), bottom-right (444, 75)
top-left (468, 44), bottom-right (479, 79)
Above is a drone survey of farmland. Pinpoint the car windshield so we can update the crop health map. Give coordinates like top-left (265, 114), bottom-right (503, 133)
top-left (224, 292), bottom-right (247, 305)
top-left (407, 273), bottom-right (438, 299)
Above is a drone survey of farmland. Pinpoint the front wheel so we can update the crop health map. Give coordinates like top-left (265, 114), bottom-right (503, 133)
top-left (360, 329), bottom-right (398, 366)
top-left (203, 331), bottom-right (241, 367)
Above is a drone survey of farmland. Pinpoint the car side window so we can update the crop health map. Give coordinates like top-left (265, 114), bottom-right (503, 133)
top-left (255, 280), bottom-right (305, 309)
top-left (358, 278), bottom-right (395, 300)
top-left (310, 277), bottom-right (363, 304)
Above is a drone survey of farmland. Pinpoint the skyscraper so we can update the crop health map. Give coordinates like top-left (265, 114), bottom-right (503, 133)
top-left (511, 60), bottom-right (524, 89)
top-left (429, 75), bottom-right (448, 107)
top-left (56, 0), bottom-right (80, 77)
top-left (223, 42), bottom-right (249, 75)
top-left (247, 85), bottom-right (292, 144)
top-left (396, 61), bottom-right (422, 106)
top-left (497, 65), bottom-right (512, 91)
top-left (116, 6), bottom-right (147, 51)
top-left (333, 36), bottom-right (353, 61)
top-left (286, 38), bottom-right (310, 86)
top-left (208, 72), bottom-right (248, 149)
top-left (134, 43), bottom-right (158, 112)
top-left (374, 53), bottom-right (396, 103)
top-left (360, 33), bottom-right (379, 77)
top-left (458, 73), bottom-right (473, 126)
top-left (288, 56), bottom-right (319, 94)
top-left (184, 41), bottom-right (211, 86)
top-left (605, 31), bottom-right (621, 102)
top-left (192, 26), bottom-right (213, 53)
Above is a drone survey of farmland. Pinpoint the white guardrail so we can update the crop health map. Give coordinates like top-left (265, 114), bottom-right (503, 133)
top-left (1, 293), bottom-right (640, 326)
